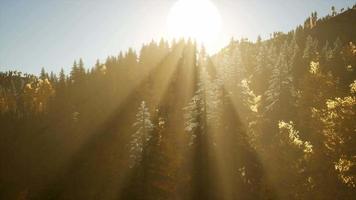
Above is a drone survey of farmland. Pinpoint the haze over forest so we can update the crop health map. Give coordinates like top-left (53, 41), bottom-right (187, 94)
top-left (0, 1), bottom-right (356, 200)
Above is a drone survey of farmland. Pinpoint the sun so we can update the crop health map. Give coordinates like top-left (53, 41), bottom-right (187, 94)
top-left (167, 0), bottom-right (222, 46)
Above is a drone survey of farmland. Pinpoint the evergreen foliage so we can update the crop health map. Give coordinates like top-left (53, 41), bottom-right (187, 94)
top-left (0, 7), bottom-right (356, 200)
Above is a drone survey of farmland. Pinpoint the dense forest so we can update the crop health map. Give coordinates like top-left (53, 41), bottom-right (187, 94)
top-left (0, 6), bottom-right (356, 200)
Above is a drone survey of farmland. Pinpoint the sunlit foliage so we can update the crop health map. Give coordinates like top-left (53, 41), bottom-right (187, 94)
top-left (1, 6), bottom-right (356, 200)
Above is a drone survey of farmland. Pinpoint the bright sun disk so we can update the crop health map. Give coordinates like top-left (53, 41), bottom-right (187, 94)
top-left (167, 0), bottom-right (222, 46)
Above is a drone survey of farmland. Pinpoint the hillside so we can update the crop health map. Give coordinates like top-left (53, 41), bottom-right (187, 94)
top-left (308, 7), bottom-right (356, 44)
top-left (0, 6), bottom-right (356, 200)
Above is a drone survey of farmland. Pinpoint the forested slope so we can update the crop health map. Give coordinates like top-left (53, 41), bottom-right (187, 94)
top-left (0, 6), bottom-right (355, 200)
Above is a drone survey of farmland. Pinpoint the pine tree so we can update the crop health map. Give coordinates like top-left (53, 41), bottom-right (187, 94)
top-left (78, 58), bottom-right (86, 80)
top-left (130, 101), bottom-right (154, 167)
top-left (287, 33), bottom-right (300, 67)
top-left (183, 55), bottom-right (224, 199)
top-left (255, 43), bottom-right (267, 75)
top-left (40, 67), bottom-right (48, 80)
top-left (70, 60), bottom-right (78, 83)
top-left (264, 41), bottom-right (296, 118)
top-left (331, 6), bottom-right (337, 16)
top-left (59, 68), bottom-right (66, 86)
top-left (216, 44), bottom-right (242, 91)
top-left (332, 37), bottom-right (342, 58)
top-left (303, 35), bottom-right (318, 62)
top-left (184, 66), bottom-right (222, 145)
top-left (322, 41), bottom-right (333, 62)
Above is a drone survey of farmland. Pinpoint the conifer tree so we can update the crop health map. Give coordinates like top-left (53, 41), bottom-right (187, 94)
top-left (40, 67), bottom-right (48, 80)
top-left (322, 41), bottom-right (333, 62)
top-left (264, 41), bottom-right (296, 118)
top-left (130, 101), bottom-right (154, 166)
top-left (59, 68), bottom-right (66, 86)
top-left (70, 61), bottom-right (78, 83)
top-left (303, 35), bottom-right (318, 62)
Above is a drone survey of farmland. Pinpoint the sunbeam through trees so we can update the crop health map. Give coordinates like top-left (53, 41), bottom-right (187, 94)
top-left (0, 2), bottom-right (356, 200)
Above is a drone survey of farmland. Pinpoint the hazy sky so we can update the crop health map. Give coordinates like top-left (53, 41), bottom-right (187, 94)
top-left (0, 0), bottom-right (354, 74)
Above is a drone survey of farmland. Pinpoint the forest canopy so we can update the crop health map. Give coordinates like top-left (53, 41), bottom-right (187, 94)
top-left (0, 4), bottom-right (356, 200)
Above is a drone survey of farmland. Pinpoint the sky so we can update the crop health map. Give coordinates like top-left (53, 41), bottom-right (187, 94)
top-left (0, 0), bottom-right (354, 75)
